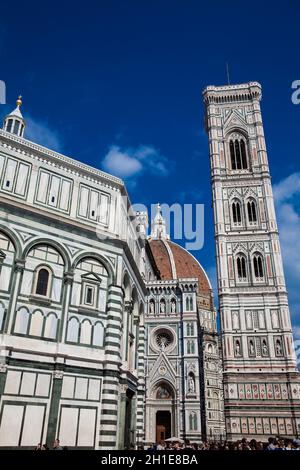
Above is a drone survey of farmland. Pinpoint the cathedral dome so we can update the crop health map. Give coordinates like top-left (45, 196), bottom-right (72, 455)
top-left (148, 204), bottom-right (212, 295)
top-left (149, 238), bottom-right (211, 294)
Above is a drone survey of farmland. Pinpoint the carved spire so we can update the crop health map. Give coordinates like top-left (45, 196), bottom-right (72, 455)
top-left (149, 203), bottom-right (170, 240)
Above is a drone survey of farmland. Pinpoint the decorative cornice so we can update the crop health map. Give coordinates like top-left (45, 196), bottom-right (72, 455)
top-left (0, 129), bottom-right (123, 192)
top-left (203, 82), bottom-right (262, 106)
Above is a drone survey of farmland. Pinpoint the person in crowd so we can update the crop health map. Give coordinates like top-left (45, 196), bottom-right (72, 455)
top-left (52, 438), bottom-right (63, 450)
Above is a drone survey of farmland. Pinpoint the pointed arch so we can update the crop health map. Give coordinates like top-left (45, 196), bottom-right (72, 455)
top-left (227, 130), bottom-right (249, 170)
top-left (247, 198), bottom-right (258, 223)
top-left (253, 252), bottom-right (264, 279)
top-left (236, 253), bottom-right (247, 280)
top-left (231, 198), bottom-right (242, 225)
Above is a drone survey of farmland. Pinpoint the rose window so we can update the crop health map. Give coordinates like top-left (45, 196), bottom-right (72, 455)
top-left (153, 328), bottom-right (175, 352)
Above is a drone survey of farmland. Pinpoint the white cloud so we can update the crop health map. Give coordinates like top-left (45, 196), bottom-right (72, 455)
top-left (273, 172), bottom-right (300, 202)
top-left (101, 144), bottom-right (169, 180)
top-left (25, 116), bottom-right (62, 152)
top-left (102, 145), bottom-right (143, 178)
top-left (274, 173), bottom-right (300, 339)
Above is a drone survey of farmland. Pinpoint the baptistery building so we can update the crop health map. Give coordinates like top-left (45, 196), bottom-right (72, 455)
top-left (0, 82), bottom-right (299, 448)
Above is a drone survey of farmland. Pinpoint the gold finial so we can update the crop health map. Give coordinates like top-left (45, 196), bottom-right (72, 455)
top-left (16, 95), bottom-right (22, 107)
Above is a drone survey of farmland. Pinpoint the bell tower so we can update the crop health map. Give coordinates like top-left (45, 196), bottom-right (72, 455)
top-left (203, 82), bottom-right (300, 440)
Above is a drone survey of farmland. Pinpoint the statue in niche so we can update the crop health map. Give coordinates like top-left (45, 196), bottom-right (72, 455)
top-left (232, 312), bottom-right (239, 330)
top-left (171, 300), bottom-right (176, 313)
top-left (276, 340), bottom-right (282, 355)
top-left (188, 375), bottom-right (195, 394)
top-left (235, 341), bottom-right (241, 356)
top-left (160, 301), bottom-right (165, 314)
top-left (262, 341), bottom-right (268, 356)
top-left (149, 301), bottom-right (155, 314)
top-left (249, 341), bottom-right (255, 356)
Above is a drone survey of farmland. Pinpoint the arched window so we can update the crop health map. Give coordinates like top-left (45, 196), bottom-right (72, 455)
top-left (253, 254), bottom-right (264, 279)
top-left (14, 307), bottom-right (30, 335)
top-left (229, 136), bottom-right (248, 170)
top-left (29, 310), bottom-right (44, 337)
top-left (66, 317), bottom-right (80, 343)
top-left (35, 267), bottom-right (51, 297)
top-left (247, 200), bottom-right (257, 223)
top-left (80, 319), bottom-right (92, 345)
top-left (232, 201), bottom-right (242, 224)
top-left (93, 322), bottom-right (104, 347)
top-left (44, 313), bottom-right (58, 339)
top-left (236, 255), bottom-right (247, 280)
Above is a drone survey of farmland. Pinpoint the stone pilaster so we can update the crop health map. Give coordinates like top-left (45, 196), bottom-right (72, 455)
top-left (46, 370), bottom-right (64, 446)
top-left (99, 284), bottom-right (123, 449)
top-left (4, 258), bottom-right (25, 334)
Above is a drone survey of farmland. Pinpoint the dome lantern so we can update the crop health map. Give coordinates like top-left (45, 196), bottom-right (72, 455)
top-left (3, 95), bottom-right (26, 137)
top-left (149, 203), bottom-right (170, 240)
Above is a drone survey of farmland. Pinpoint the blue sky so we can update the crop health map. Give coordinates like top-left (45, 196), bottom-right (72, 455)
top-left (0, 1), bottom-right (300, 339)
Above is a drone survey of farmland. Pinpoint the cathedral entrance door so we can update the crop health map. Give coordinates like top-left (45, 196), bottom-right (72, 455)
top-left (156, 411), bottom-right (171, 443)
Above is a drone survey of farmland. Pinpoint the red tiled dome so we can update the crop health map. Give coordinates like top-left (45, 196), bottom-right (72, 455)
top-left (149, 238), bottom-right (211, 295)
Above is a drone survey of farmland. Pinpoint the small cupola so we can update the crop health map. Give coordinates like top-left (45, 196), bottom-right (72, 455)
top-left (3, 95), bottom-right (25, 137)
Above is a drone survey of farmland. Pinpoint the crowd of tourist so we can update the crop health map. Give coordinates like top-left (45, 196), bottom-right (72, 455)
top-left (141, 437), bottom-right (300, 451)
top-left (35, 436), bottom-right (300, 451)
